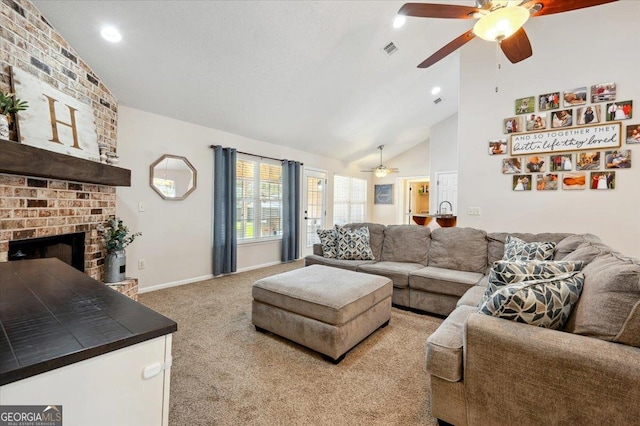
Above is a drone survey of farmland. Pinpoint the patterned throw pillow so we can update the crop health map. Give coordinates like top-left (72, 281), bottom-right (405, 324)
top-left (317, 228), bottom-right (338, 258)
top-left (503, 235), bottom-right (556, 261)
top-left (479, 273), bottom-right (585, 329)
top-left (336, 226), bottom-right (375, 260)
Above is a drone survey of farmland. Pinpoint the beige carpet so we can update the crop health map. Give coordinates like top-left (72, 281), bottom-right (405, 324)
top-left (139, 261), bottom-right (443, 426)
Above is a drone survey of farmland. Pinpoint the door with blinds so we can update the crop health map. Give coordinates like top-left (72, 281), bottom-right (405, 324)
top-left (301, 169), bottom-right (327, 256)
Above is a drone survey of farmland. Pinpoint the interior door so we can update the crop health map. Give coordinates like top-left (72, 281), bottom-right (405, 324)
top-left (436, 171), bottom-right (458, 214)
top-left (302, 169), bottom-right (327, 256)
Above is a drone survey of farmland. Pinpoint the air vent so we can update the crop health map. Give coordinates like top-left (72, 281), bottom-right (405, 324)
top-left (433, 97), bottom-right (443, 104)
top-left (382, 42), bottom-right (398, 56)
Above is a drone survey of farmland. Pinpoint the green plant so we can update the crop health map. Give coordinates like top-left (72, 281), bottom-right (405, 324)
top-left (0, 92), bottom-right (28, 115)
top-left (99, 217), bottom-right (141, 252)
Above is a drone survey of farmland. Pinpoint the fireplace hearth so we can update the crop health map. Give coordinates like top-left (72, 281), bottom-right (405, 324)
top-left (9, 232), bottom-right (86, 272)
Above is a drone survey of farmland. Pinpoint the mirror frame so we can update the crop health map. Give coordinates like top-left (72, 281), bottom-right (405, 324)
top-left (149, 154), bottom-right (197, 201)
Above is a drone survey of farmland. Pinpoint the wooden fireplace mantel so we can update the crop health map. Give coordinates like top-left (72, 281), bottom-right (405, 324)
top-left (0, 138), bottom-right (131, 186)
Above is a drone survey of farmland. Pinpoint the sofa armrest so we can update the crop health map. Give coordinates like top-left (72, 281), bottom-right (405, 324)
top-left (464, 313), bottom-right (640, 425)
top-left (313, 244), bottom-right (323, 256)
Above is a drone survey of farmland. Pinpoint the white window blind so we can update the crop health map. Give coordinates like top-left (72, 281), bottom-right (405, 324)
top-left (333, 176), bottom-right (367, 225)
top-left (236, 157), bottom-right (283, 242)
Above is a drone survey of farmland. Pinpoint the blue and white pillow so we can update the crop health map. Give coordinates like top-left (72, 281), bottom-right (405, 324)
top-left (336, 226), bottom-right (375, 260)
top-left (503, 235), bottom-right (556, 261)
top-left (317, 228), bottom-right (338, 258)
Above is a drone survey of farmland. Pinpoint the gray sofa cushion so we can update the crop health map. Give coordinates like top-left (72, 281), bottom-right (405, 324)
top-left (409, 267), bottom-right (483, 297)
top-left (426, 305), bottom-right (478, 382)
top-left (564, 253), bottom-right (640, 347)
top-left (487, 232), bottom-right (573, 266)
top-left (429, 227), bottom-right (488, 273)
top-left (554, 233), bottom-right (602, 260)
top-left (304, 254), bottom-right (376, 271)
top-left (357, 261), bottom-right (425, 289)
top-left (343, 223), bottom-right (385, 261)
top-left (562, 240), bottom-right (616, 265)
top-left (457, 285), bottom-right (487, 308)
top-left (381, 225), bottom-right (430, 265)
top-left (252, 265), bottom-right (392, 326)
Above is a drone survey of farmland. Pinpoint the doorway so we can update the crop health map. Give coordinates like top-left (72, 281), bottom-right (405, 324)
top-left (301, 168), bottom-right (327, 256)
top-left (396, 176), bottom-right (430, 225)
top-left (435, 171), bottom-right (458, 214)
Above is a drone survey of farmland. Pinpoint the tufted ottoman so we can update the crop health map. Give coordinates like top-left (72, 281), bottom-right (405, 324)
top-left (252, 265), bottom-right (392, 363)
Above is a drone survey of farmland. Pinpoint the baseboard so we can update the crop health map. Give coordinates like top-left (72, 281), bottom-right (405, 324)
top-left (139, 260), bottom-right (287, 294)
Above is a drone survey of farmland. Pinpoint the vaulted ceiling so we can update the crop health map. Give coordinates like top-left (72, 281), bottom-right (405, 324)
top-left (33, 1), bottom-right (474, 165)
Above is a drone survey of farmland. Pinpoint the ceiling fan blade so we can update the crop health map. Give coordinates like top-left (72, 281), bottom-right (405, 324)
top-left (418, 29), bottom-right (475, 68)
top-left (360, 170), bottom-right (374, 173)
top-left (399, 3), bottom-right (480, 19)
top-left (523, 0), bottom-right (617, 17)
top-left (500, 27), bottom-right (533, 64)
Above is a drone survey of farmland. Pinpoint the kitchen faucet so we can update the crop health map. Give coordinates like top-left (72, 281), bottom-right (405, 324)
top-left (438, 201), bottom-right (453, 215)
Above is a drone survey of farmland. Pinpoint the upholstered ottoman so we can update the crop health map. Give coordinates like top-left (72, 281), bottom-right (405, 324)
top-left (252, 265), bottom-right (392, 363)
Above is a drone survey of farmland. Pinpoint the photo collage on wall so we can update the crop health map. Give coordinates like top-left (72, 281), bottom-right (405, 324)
top-left (491, 82), bottom-right (635, 191)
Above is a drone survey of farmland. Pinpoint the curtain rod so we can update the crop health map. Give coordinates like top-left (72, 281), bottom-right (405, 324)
top-left (209, 145), bottom-right (303, 165)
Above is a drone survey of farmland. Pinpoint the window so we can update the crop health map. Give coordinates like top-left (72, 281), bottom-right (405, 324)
top-left (333, 176), bottom-right (367, 225)
top-left (236, 157), bottom-right (282, 242)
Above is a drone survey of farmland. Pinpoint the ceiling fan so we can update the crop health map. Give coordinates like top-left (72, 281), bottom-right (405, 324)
top-left (398, 0), bottom-right (617, 69)
top-left (361, 145), bottom-right (399, 178)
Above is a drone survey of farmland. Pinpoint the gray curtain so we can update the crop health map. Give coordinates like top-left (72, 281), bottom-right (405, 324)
top-left (213, 146), bottom-right (237, 276)
top-left (281, 160), bottom-right (301, 262)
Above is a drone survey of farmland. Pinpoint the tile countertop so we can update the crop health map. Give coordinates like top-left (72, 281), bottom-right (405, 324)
top-left (0, 258), bottom-right (177, 386)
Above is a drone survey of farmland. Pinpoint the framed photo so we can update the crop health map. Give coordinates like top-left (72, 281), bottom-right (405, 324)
top-left (590, 171), bottom-right (615, 190)
top-left (576, 151), bottom-right (601, 171)
top-left (515, 96), bottom-right (535, 115)
top-left (576, 105), bottom-right (601, 125)
top-left (562, 172), bottom-right (586, 190)
top-left (489, 138), bottom-right (508, 155)
top-left (538, 92), bottom-right (560, 111)
top-left (502, 157), bottom-right (522, 174)
top-left (604, 150), bottom-right (631, 169)
top-left (525, 155), bottom-right (546, 173)
top-left (525, 113), bottom-right (547, 131)
top-left (591, 82), bottom-right (616, 103)
top-left (606, 100), bottom-right (633, 121)
top-left (625, 123), bottom-right (640, 144)
top-left (551, 109), bottom-right (574, 128)
top-left (536, 173), bottom-right (558, 191)
top-left (563, 87), bottom-right (587, 107)
top-left (374, 184), bottom-right (393, 204)
top-left (503, 117), bottom-right (523, 134)
top-left (512, 174), bottom-right (532, 191)
top-left (550, 154), bottom-right (573, 172)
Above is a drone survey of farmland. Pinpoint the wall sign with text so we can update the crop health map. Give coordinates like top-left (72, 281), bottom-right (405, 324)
top-left (13, 68), bottom-right (100, 162)
top-left (510, 123), bottom-right (621, 156)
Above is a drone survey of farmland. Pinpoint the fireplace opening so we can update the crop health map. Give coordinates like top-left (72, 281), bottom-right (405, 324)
top-left (9, 232), bottom-right (86, 272)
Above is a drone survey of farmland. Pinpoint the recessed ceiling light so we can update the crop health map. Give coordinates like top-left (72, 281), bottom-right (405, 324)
top-left (393, 15), bottom-right (406, 29)
top-left (100, 26), bottom-right (122, 43)
top-left (431, 86), bottom-right (441, 95)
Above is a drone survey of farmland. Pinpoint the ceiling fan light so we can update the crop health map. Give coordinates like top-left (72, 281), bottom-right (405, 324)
top-left (472, 6), bottom-right (529, 42)
top-left (374, 167), bottom-right (388, 178)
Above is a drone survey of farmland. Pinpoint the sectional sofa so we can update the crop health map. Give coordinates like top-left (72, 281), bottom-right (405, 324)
top-left (304, 223), bottom-right (640, 425)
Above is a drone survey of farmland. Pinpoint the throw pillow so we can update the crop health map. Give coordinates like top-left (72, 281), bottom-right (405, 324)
top-left (482, 260), bottom-right (584, 305)
top-left (503, 235), bottom-right (556, 261)
top-left (317, 228), bottom-right (338, 258)
top-left (336, 226), bottom-right (375, 260)
top-left (479, 272), bottom-right (585, 329)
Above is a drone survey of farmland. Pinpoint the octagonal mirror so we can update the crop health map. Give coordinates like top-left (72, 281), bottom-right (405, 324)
top-left (149, 154), bottom-right (197, 200)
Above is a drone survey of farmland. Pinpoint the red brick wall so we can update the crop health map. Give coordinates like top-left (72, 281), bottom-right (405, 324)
top-left (0, 0), bottom-right (119, 281)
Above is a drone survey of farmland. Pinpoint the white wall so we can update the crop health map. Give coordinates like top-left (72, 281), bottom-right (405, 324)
top-left (116, 106), bottom-right (361, 291)
top-left (370, 140), bottom-right (430, 224)
top-left (456, 2), bottom-right (640, 257)
top-left (429, 113), bottom-right (458, 214)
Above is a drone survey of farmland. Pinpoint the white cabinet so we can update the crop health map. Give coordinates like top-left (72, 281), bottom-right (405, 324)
top-left (0, 335), bottom-right (172, 426)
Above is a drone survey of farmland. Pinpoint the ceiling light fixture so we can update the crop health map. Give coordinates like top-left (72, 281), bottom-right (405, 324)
top-left (472, 6), bottom-right (529, 42)
top-left (100, 26), bottom-right (122, 43)
top-left (431, 86), bottom-right (441, 95)
top-left (374, 166), bottom-right (388, 178)
top-left (393, 15), bottom-right (406, 29)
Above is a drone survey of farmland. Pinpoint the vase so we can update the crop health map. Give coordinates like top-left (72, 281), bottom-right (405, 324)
top-left (104, 250), bottom-right (126, 283)
top-left (0, 115), bottom-right (9, 140)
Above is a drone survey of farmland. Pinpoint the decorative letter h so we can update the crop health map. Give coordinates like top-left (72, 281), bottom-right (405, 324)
top-left (44, 94), bottom-right (81, 149)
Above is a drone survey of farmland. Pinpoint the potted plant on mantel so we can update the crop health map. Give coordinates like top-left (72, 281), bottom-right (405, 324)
top-left (99, 217), bottom-right (141, 283)
top-left (0, 92), bottom-right (28, 141)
